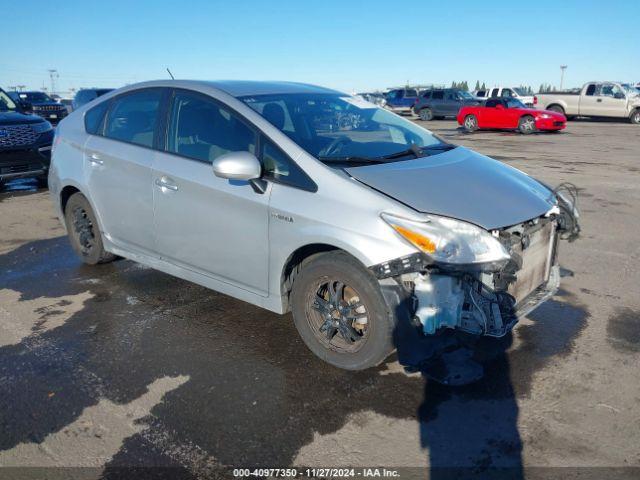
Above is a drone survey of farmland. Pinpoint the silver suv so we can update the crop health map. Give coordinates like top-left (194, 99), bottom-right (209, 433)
top-left (49, 80), bottom-right (579, 371)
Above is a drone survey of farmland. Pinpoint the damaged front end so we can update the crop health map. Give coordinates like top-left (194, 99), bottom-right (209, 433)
top-left (372, 187), bottom-right (579, 338)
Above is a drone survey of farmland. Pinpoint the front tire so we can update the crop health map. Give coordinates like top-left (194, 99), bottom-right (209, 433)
top-left (518, 115), bottom-right (537, 134)
top-left (64, 192), bottom-right (116, 265)
top-left (630, 109), bottom-right (640, 125)
top-left (418, 108), bottom-right (433, 121)
top-left (291, 251), bottom-right (394, 370)
top-left (463, 114), bottom-right (479, 132)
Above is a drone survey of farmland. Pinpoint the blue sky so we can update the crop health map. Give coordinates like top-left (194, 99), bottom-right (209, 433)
top-left (2, 0), bottom-right (638, 95)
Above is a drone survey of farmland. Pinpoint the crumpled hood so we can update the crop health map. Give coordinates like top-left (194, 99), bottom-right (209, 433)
top-left (346, 146), bottom-right (556, 230)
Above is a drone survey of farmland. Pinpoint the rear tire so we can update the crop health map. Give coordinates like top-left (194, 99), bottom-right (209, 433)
top-left (518, 115), bottom-right (537, 134)
top-left (64, 192), bottom-right (116, 265)
top-left (290, 251), bottom-right (394, 370)
top-left (463, 114), bottom-right (479, 132)
top-left (547, 105), bottom-right (565, 116)
top-left (419, 108), bottom-right (433, 121)
top-left (630, 109), bottom-right (640, 125)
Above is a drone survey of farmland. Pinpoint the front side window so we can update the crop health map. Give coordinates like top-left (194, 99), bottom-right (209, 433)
top-left (167, 90), bottom-right (256, 163)
top-left (104, 89), bottom-right (163, 148)
top-left (501, 89), bottom-right (514, 98)
top-left (241, 93), bottom-right (448, 164)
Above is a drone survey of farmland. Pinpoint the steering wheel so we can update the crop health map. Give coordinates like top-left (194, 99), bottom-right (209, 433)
top-left (321, 136), bottom-right (353, 157)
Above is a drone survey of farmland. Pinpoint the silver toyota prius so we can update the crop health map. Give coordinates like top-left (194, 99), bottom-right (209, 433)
top-left (49, 80), bottom-right (580, 371)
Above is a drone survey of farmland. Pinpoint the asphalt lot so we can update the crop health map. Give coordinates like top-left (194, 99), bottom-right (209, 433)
top-left (1, 119), bottom-right (639, 478)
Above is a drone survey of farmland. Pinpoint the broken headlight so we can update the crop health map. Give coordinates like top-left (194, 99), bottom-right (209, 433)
top-left (381, 212), bottom-right (511, 271)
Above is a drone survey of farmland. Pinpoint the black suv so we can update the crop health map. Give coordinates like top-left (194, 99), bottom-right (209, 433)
top-left (413, 88), bottom-right (480, 121)
top-left (0, 88), bottom-right (55, 188)
top-left (9, 91), bottom-right (68, 125)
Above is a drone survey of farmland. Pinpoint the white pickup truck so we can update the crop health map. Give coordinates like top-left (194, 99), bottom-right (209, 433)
top-left (473, 87), bottom-right (535, 106)
top-left (534, 82), bottom-right (640, 124)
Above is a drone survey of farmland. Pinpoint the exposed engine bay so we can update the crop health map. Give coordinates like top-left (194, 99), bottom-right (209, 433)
top-left (372, 184), bottom-right (580, 338)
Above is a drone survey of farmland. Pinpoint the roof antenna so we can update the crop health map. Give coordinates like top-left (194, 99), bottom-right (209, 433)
top-left (166, 68), bottom-right (175, 80)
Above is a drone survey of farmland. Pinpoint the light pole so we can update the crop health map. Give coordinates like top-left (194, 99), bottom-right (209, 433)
top-left (560, 65), bottom-right (567, 90)
top-left (47, 69), bottom-right (59, 95)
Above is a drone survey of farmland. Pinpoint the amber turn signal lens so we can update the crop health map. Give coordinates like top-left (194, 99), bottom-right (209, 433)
top-left (392, 225), bottom-right (437, 254)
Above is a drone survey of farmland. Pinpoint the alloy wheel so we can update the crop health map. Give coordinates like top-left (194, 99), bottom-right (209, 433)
top-left (307, 279), bottom-right (369, 353)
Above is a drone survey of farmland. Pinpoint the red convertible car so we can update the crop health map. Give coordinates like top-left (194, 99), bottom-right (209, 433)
top-left (458, 98), bottom-right (566, 134)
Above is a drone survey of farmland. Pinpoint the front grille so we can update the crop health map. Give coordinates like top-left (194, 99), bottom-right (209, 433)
top-left (0, 125), bottom-right (39, 148)
top-left (1, 163), bottom-right (30, 174)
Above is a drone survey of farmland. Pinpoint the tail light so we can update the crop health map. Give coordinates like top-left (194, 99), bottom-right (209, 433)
top-left (414, 98), bottom-right (419, 104)
top-left (533, 96), bottom-right (538, 105)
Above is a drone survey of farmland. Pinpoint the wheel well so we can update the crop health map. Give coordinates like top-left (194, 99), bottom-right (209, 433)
top-left (547, 104), bottom-right (564, 113)
top-left (60, 185), bottom-right (80, 214)
top-left (280, 243), bottom-right (343, 312)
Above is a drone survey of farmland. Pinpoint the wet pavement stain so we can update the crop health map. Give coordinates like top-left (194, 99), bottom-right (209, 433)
top-left (0, 236), bottom-right (591, 473)
top-left (607, 307), bottom-right (640, 353)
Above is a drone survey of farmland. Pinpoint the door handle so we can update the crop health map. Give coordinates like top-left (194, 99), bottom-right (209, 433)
top-left (597, 98), bottom-right (602, 102)
top-left (88, 153), bottom-right (104, 165)
top-left (155, 177), bottom-right (178, 191)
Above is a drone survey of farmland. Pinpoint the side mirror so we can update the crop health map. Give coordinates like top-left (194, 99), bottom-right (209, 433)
top-left (212, 151), bottom-right (267, 194)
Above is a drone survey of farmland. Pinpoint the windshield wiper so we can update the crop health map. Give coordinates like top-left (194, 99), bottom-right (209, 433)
top-left (317, 155), bottom-right (386, 165)
top-left (380, 143), bottom-right (456, 160)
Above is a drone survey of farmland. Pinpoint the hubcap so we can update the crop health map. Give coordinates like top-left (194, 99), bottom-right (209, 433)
top-left (308, 279), bottom-right (369, 353)
top-left (72, 206), bottom-right (95, 255)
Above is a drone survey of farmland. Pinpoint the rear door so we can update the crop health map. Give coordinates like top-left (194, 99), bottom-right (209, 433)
top-left (83, 88), bottom-right (165, 255)
top-left (152, 89), bottom-right (271, 295)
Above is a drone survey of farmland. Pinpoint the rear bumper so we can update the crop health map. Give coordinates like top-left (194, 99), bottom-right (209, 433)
top-left (0, 146), bottom-right (51, 181)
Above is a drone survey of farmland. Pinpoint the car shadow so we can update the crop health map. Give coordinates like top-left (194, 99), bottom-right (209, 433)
top-left (0, 178), bottom-right (46, 202)
top-left (0, 237), bottom-right (588, 476)
top-left (393, 282), bottom-right (589, 478)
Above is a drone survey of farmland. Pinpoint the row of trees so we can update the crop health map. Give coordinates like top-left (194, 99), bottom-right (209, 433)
top-left (448, 81), bottom-right (553, 94)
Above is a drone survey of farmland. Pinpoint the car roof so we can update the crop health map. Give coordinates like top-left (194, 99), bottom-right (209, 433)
top-left (204, 80), bottom-right (343, 97)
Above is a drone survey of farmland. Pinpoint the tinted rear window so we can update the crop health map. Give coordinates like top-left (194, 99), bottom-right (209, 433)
top-left (432, 91), bottom-right (444, 100)
top-left (104, 89), bottom-right (163, 148)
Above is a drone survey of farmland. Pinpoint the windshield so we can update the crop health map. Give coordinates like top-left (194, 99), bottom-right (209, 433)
top-left (240, 93), bottom-right (448, 163)
top-left (0, 90), bottom-right (18, 111)
top-left (19, 92), bottom-right (54, 103)
top-left (458, 90), bottom-right (474, 99)
top-left (513, 87), bottom-right (528, 96)
top-left (506, 98), bottom-right (527, 109)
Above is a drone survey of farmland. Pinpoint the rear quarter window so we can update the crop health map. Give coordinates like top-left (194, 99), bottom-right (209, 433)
top-left (84, 100), bottom-right (110, 135)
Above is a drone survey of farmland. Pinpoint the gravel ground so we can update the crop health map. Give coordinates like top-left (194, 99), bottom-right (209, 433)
top-left (0, 119), bottom-right (639, 479)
